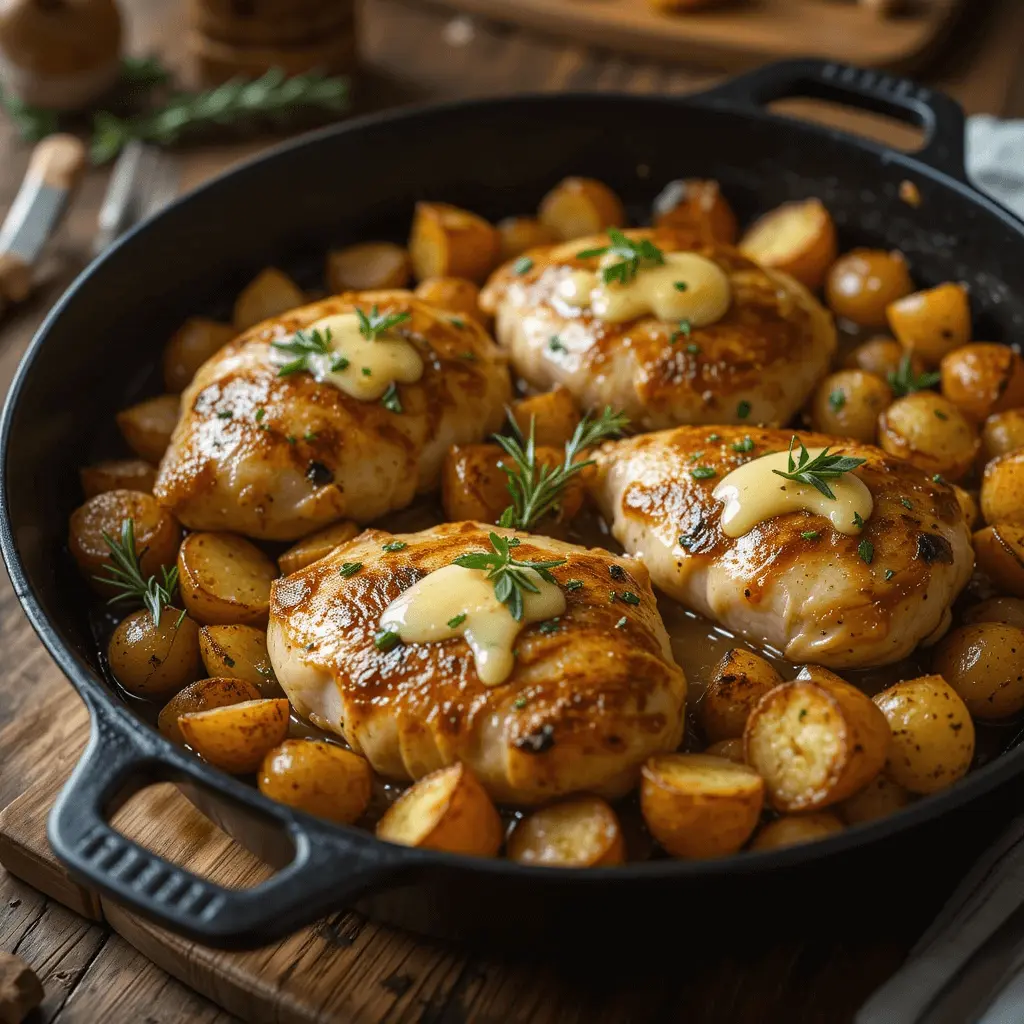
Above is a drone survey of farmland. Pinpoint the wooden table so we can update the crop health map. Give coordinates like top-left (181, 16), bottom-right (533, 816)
top-left (2, 1), bottom-right (1023, 1020)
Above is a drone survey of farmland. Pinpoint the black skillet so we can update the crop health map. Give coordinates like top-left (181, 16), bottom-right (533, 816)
top-left (3, 59), bottom-right (1024, 952)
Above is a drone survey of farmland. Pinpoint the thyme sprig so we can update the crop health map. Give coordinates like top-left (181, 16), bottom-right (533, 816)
top-left (272, 326), bottom-right (333, 377)
top-left (356, 305), bottom-right (411, 341)
top-left (886, 355), bottom-right (941, 397)
top-left (771, 436), bottom-right (867, 500)
top-left (96, 519), bottom-right (183, 627)
top-left (576, 229), bottom-right (665, 285)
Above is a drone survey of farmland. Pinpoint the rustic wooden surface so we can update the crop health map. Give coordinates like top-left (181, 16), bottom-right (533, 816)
top-left (1, 0), bottom-right (1024, 1020)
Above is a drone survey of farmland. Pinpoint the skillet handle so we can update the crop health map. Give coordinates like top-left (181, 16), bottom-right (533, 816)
top-left (696, 58), bottom-right (967, 184)
top-left (48, 697), bottom-right (408, 948)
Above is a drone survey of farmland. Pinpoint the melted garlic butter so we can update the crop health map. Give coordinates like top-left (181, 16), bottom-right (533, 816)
top-left (712, 448), bottom-right (873, 538)
top-left (271, 312), bottom-right (423, 401)
top-left (558, 252), bottom-right (731, 326)
top-left (379, 563), bottom-right (566, 686)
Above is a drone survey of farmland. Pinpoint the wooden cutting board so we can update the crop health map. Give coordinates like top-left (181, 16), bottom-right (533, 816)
top-left (415, 0), bottom-right (967, 71)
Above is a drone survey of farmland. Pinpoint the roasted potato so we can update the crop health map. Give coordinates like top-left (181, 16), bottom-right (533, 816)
top-left (872, 675), bottom-right (975, 794)
top-left (116, 393), bottom-right (180, 464)
top-left (844, 337), bottom-right (922, 380)
top-left (408, 202), bottom-right (501, 284)
top-left (703, 737), bottom-right (746, 763)
top-left (962, 596), bottom-right (1024, 631)
top-left (413, 276), bottom-right (488, 327)
top-left (651, 178), bottom-right (738, 244)
top-left (107, 607), bottom-right (200, 698)
top-left (162, 317), bottom-right (236, 393)
top-left (699, 648), bottom-right (784, 743)
top-left (376, 762), bottom-right (503, 857)
top-left (259, 739), bottom-right (372, 824)
top-left (839, 774), bottom-right (912, 825)
top-left (177, 697), bottom-right (290, 774)
top-left (537, 176), bottom-right (625, 242)
top-left (158, 676), bottom-right (261, 746)
top-left (199, 624), bottom-right (279, 695)
top-left (506, 796), bottom-right (625, 867)
top-left (79, 458), bottom-right (156, 499)
top-left (496, 216), bottom-right (558, 261)
top-left (509, 386), bottom-right (582, 448)
top-left (177, 531), bottom-right (278, 626)
top-left (737, 198), bottom-right (837, 290)
top-left (277, 520), bottom-right (360, 576)
top-left (825, 249), bottom-right (913, 328)
top-left (982, 409), bottom-right (1024, 462)
top-left (232, 267), bottom-right (305, 331)
top-left (981, 450), bottom-right (1024, 525)
top-left (974, 524), bottom-right (1024, 597)
top-left (809, 369), bottom-right (892, 443)
top-left (877, 391), bottom-right (979, 482)
top-left (940, 343), bottom-right (1024, 424)
top-left (953, 486), bottom-right (980, 530)
top-left (744, 666), bottom-right (890, 812)
top-left (68, 489), bottom-right (181, 592)
top-left (750, 813), bottom-right (844, 851)
top-left (325, 242), bottom-right (411, 293)
top-left (886, 282), bottom-right (971, 367)
top-left (641, 753), bottom-right (764, 859)
top-left (932, 622), bottom-right (1024, 720)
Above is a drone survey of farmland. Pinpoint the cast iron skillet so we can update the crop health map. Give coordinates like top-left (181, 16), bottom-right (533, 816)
top-left (3, 59), bottom-right (1024, 952)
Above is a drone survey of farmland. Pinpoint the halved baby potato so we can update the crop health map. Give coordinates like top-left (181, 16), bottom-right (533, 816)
top-left (158, 676), bottom-right (261, 746)
top-left (981, 450), bottom-right (1024, 526)
top-left (750, 813), bottom-right (845, 851)
top-left (877, 391), bottom-right (979, 482)
top-left (116, 394), bottom-right (180, 464)
top-left (698, 648), bottom-right (784, 743)
top-left (325, 242), bottom-right (411, 293)
top-left (974, 524), bottom-right (1024, 597)
top-left (162, 317), bottom-right (236, 393)
top-left (886, 282), bottom-right (971, 367)
top-left (982, 409), bottom-right (1024, 462)
top-left (743, 666), bottom-right (890, 812)
top-left (651, 178), bottom-right (737, 244)
top-left (703, 738), bottom-right (746, 763)
top-left (825, 249), bottom-right (914, 328)
top-left (953, 485), bottom-right (980, 531)
top-left (809, 369), bottom-right (892, 444)
top-left (107, 607), bottom-right (200, 699)
top-left (932, 622), bottom-right (1024, 720)
top-left (413, 276), bottom-right (488, 327)
top-left (408, 202), bottom-right (501, 284)
top-left (506, 795), bottom-right (625, 867)
top-left (233, 267), bottom-right (305, 331)
top-left (509, 386), bottom-right (582, 449)
top-left (839, 774), bottom-right (912, 826)
top-left (872, 675), bottom-right (975, 794)
top-left (376, 762), bottom-right (503, 857)
top-left (962, 596), bottom-right (1024, 631)
top-left (538, 176), bottom-right (625, 242)
top-left (79, 458), bottom-right (157, 499)
top-left (640, 753), bottom-right (764, 859)
top-left (177, 531), bottom-right (278, 626)
top-left (843, 337), bottom-right (922, 380)
top-left (199, 624), bottom-right (279, 695)
top-left (738, 198), bottom-right (837, 290)
top-left (277, 520), bottom-right (360, 576)
top-left (177, 697), bottom-right (290, 774)
top-left (940, 343), bottom-right (1024, 423)
top-left (496, 216), bottom-right (558, 261)
top-left (259, 739), bottom-right (373, 825)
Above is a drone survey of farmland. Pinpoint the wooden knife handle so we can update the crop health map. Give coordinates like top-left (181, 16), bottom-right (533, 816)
top-left (0, 252), bottom-right (32, 304)
top-left (27, 133), bottom-right (87, 192)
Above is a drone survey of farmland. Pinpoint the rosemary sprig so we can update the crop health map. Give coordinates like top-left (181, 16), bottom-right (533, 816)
top-left (576, 229), bottom-right (664, 285)
top-left (272, 326), bottom-right (333, 376)
top-left (887, 355), bottom-right (941, 397)
top-left (0, 87), bottom-right (58, 142)
top-left (452, 532), bottom-right (566, 622)
top-left (495, 406), bottom-right (629, 531)
top-left (95, 519), bottom-right (182, 627)
top-left (771, 436), bottom-right (867, 500)
top-left (356, 305), bottom-right (411, 341)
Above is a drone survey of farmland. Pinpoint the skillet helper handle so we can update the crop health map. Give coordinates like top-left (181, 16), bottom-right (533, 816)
top-left (698, 58), bottom-right (967, 184)
top-left (49, 699), bottom-right (405, 948)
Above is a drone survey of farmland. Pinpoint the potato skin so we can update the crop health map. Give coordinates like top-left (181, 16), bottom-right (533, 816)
top-left (177, 531), bottom-right (278, 626)
top-left (738, 198), bottom-right (837, 290)
top-left (982, 409), bottom-right (1024, 462)
top-left (932, 623), bottom-right (1024, 720)
top-left (698, 648), bottom-right (783, 743)
top-left (277, 521), bottom-right (360, 576)
top-left (940, 343), bottom-right (1024, 424)
top-left (79, 458), bottom-right (156, 499)
top-left (325, 242), bottom-right (411, 293)
top-left (886, 282), bottom-right (971, 367)
top-left (974, 524), bottom-right (1024, 597)
top-left (163, 317), bottom-right (236, 392)
top-left (651, 178), bottom-right (738, 244)
top-left (952, 486), bottom-right (979, 530)
top-left (839, 774), bottom-right (912, 825)
top-left (809, 369), bottom-right (892, 443)
top-left (506, 796), bottom-right (625, 867)
top-left (158, 676), bottom-right (261, 746)
top-left (825, 249), bottom-right (913, 328)
top-left (962, 596), bottom-right (1024, 630)
top-left (108, 607), bottom-right (200, 698)
top-left (259, 739), bottom-right (372, 824)
top-left (408, 202), bottom-right (501, 284)
top-left (116, 394), bottom-right (180, 464)
top-left (872, 675), bottom-right (975, 794)
top-left (538, 176), bottom-right (625, 242)
top-left (233, 267), bottom-right (305, 331)
top-left (496, 216), bottom-right (558, 261)
top-left (413, 276), bottom-right (488, 327)
top-left (750, 813), bottom-right (844, 851)
top-left (641, 753), bottom-right (764, 859)
top-left (981, 450), bottom-right (1024, 525)
top-left (509, 386), bottom-right (581, 448)
top-left (844, 337), bottom-right (922, 380)
top-left (178, 697), bottom-right (291, 774)
top-left (877, 391), bottom-right (979, 482)
top-left (199, 624), bottom-right (280, 694)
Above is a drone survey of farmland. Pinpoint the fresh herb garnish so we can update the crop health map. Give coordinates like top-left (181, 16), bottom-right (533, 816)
top-left (672, 319), bottom-right (692, 342)
top-left (674, 281), bottom-right (688, 291)
top-left (679, 534), bottom-right (696, 548)
top-left (736, 400), bottom-right (751, 419)
top-left (357, 305), bottom-right (411, 341)
top-left (771, 436), bottom-right (866, 500)
top-left (934, 409), bottom-right (949, 420)
top-left (304, 429), bottom-right (318, 441)
top-left (96, 519), bottom-right (182, 628)
top-left (829, 389), bottom-right (847, 412)
top-left (273, 326), bottom-right (332, 377)
top-left (374, 629), bottom-right (400, 652)
top-left (380, 382), bottom-right (402, 414)
top-left (707, 433), bottom-right (721, 442)
top-left (932, 473), bottom-right (947, 485)
top-left (361, 367), bottom-right (372, 377)
top-left (686, 342), bottom-right (701, 355)
top-left (576, 228), bottom-right (665, 285)
top-left (853, 511), bottom-right (865, 528)
top-left (887, 355), bottom-right (941, 397)
top-left (801, 531), bottom-right (820, 540)
top-left (731, 436), bottom-right (755, 453)
top-left (548, 336), bottom-right (567, 354)
top-left (858, 539), bottom-right (874, 565)
top-left (338, 562), bottom-right (362, 578)
top-left (884, 569), bottom-right (895, 580)
top-left (459, 351), bottom-right (477, 362)
top-left (513, 696), bottom-right (529, 709)
top-left (615, 616), bottom-right (628, 629)
top-left (617, 591), bottom-right (640, 605)
top-left (382, 541), bottom-right (407, 552)
top-left (609, 564), bottom-right (626, 581)
top-left (538, 619), bottom-right (561, 634)
top-left (691, 466), bottom-right (716, 480)
top-left (255, 407), bottom-right (266, 423)
top-left (449, 316), bottom-right (465, 329)
top-left (216, 409), bottom-right (233, 419)
top-left (512, 256), bottom-right (533, 275)
top-left (447, 613), bottom-right (467, 629)
top-left (900, 497), bottom-right (914, 510)
top-left (565, 579), bottom-right (583, 591)
top-left (330, 354), bottom-right (349, 372)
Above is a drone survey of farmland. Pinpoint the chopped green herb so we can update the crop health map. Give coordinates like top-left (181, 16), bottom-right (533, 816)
top-left (618, 591), bottom-right (640, 606)
top-left (330, 354), bottom-right (350, 372)
top-left (887, 355), bottom-right (941, 397)
top-left (449, 316), bottom-right (465, 329)
top-left (731, 436), bottom-right (755, 453)
top-left (361, 367), bottom-right (372, 377)
top-left (706, 433), bottom-right (721, 442)
top-left (691, 466), bottom-right (716, 480)
top-left (934, 409), bottom-right (949, 420)
top-left (255, 407), bottom-right (266, 423)
top-left (799, 708), bottom-right (808, 721)
top-left (538, 619), bottom-right (561, 634)
top-left (772, 436), bottom-right (867, 500)
top-left (216, 409), bottom-right (233, 419)
top-left (382, 541), bottom-right (407, 552)
top-left (548, 336), bottom-right (567, 354)
top-left (609, 564), bottom-right (626, 581)
top-left (304, 429), bottom-right (318, 442)
top-left (459, 351), bottom-right (477, 361)
top-left (272, 326), bottom-right (332, 377)
top-left (688, 451), bottom-right (706, 463)
top-left (374, 629), bottom-right (400, 652)
top-left (380, 382), bottom-right (402, 414)
top-left (338, 562), bottom-right (362, 578)
top-left (513, 696), bottom-right (529, 709)
top-left (900, 497), bottom-right (914, 510)
top-left (447, 613), bottom-right (467, 629)
top-left (576, 229), bottom-right (665, 285)
top-left (285, 435), bottom-right (297, 445)
top-left (674, 281), bottom-right (688, 291)
top-left (565, 579), bottom-right (583, 591)
top-left (829, 389), bottom-right (847, 412)
top-left (801, 531), bottom-right (820, 540)
top-left (686, 342), bottom-right (701, 355)
top-left (615, 616), bottom-right (628, 629)
top-left (356, 304), bottom-right (411, 341)
top-left (853, 511), bottom-right (865, 528)
top-left (223, 654), bottom-right (236, 668)
top-left (679, 534), bottom-right (696, 549)
top-left (884, 568), bottom-right (895, 580)
top-left (932, 473), bottom-right (947, 485)
top-left (737, 400), bottom-right (751, 419)
top-left (672, 319), bottom-right (692, 342)
top-left (858, 539), bottom-right (874, 565)
top-left (512, 256), bottom-right (533, 275)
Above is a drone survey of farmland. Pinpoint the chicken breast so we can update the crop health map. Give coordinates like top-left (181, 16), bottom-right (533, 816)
top-left (267, 522), bottom-right (686, 805)
top-left (154, 292), bottom-right (510, 541)
top-left (592, 427), bottom-right (973, 669)
top-left (479, 228), bottom-right (835, 430)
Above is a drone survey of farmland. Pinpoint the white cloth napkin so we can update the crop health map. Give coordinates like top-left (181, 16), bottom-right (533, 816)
top-left (966, 115), bottom-right (1024, 221)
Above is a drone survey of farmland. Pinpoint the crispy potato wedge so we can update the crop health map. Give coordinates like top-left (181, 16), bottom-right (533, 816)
top-left (981, 450), bottom-right (1024, 525)
top-left (79, 458), bottom-right (157, 499)
top-left (496, 216), bottom-right (558, 260)
top-left (933, 622), bottom-right (1024, 720)
top-left (652, 178), bottom-right (737, 243)
top-left (413, 276), bottom-right (488, 327)
top-left (738, 198), bottom-right (837, 290)
top-left (699, 648), bottom-right (784, 743)
top-left (641, 753), bottom-right (764, 859)
top-left (259, 739), bottom-right (372, 824)
top-left (538, 177), bottom-right (625, 241)
top-left (233, 267), bottom-right (305, 331)
top-left (507, 796), bottom-right (625, 867)
top-left (163, 317), bottom-right (236, 393)
top-left (116, 393), bottom-right (180, 464)
top-left (941, 343), bottom-right (1024, 423)
top-left (962, 596), bottom-right (1024, 630)
top-left (158, 677), bottom-right (261, 746)
top-left (376, 762), bottom-right (502, 857)
top-left (69, 489), bottom-right (181, 593)
top-left (809, 369), bottom-right (892, 444)
top-left (953, 485), bottom-right (979, 530)
top-left (178, 697), bottom-right (290, 774)
top-left (750, 813), bottom-right (844, 851)
top-left (177, 531), bottom-right (278, 626)
top-left (982, 409), bottom-right (1024, 462)
top-left (873, 675), bottom-right (975, 794)
top-left (277, 521), bottom-right (360, 576)
top-left (509, 386), bottom-right (582, 448)
top-left (886, 282), bottom-right (971, 367)
top-left (108, 607), bottom-right (200, 699)
top-left (839, 774), bottom-right (912, 825)
top-left (744, 666), bottom-right (890, 812)
top-left (703, 737), bottom-right (746, 763)
top-left (824, 249), bottom-right (913, 328)
top-left (843, 337), bottom-right (921, 380)
top-left (974, 524), bottom-right (1024, 597)
top-left (325, 242), bottom-right (411, 293)
top-left (408, 202), bottom-right (501, 284)
top-left (199, 624), bottom-right (280, 695)
top-left (877, 391), bottom-right (979, 482)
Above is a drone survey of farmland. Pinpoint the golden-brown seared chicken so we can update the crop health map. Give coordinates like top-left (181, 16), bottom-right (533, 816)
top-left (154, 292), bottom-right (510, 541)
top-left (267, 522), bottom-right (686, 805)
top-left (479, 228), bottom-right (835, 430)
top-left (592, 427), bottom-right (973, 669)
